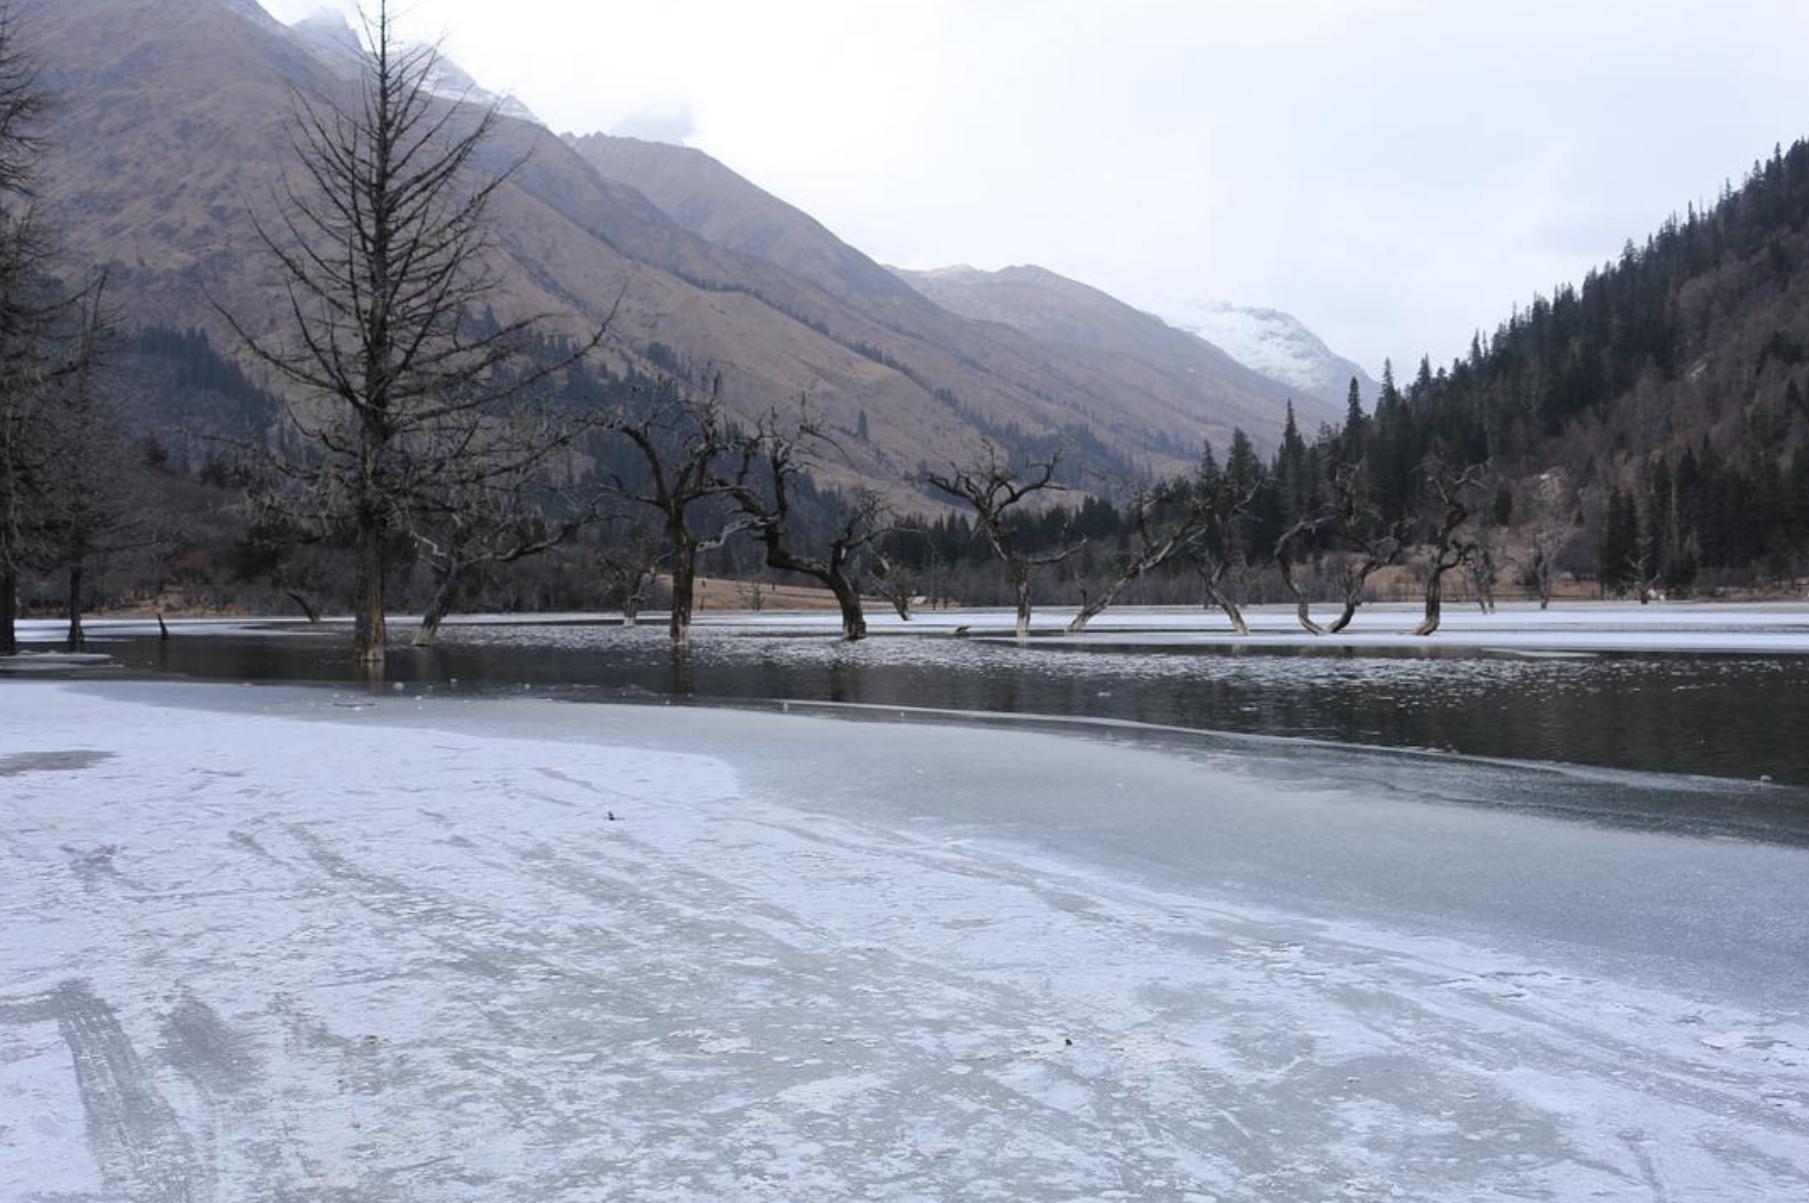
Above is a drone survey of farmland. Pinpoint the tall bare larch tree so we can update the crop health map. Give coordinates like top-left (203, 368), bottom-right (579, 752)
top-left (224, 1), bottom-right (580, 669)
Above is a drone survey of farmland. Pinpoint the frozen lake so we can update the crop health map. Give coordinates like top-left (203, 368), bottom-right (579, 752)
top-left (2, 680), bottom-right (1806, 1200)
top-left (21, 601), bottom-right (1809, 788)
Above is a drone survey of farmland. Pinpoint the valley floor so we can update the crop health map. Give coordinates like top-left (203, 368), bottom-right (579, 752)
top-left (2, 681), bottom-right (1807, 1200)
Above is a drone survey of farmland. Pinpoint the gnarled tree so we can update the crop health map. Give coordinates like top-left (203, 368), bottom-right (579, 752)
top-left (600, 382), bottom-right (742, 647)
top-left (922, 444), bottom-right (1081, 638)
top-left (1273, 503), bottom-right (1340, 636)
top-left (1414, 458), bottom-right (1489, 636)
top-left (597, 520), bottom-right (664, 627)
top-left (1189, 440), bottom-right (1263, 635)
top-left (1066, 478), bottom-right (1202, 633)
top-left (729, 410), bottom-right (886, 642)
top-left (1325, 464), bottom-right (1410, 635)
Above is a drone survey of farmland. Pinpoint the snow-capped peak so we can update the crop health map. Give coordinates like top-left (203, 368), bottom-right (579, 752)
top-left (1161, 299), bottom-right (1376, 410)
top-left (285, 8), bottom-right (541, 127)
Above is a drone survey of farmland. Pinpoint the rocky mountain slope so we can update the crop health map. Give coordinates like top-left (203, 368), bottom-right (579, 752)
top-left (891, 264), bottom-right (1337, 439)
top-left (23, 0), bottom-right (1319, 501)
top-left (567, 133), bottom-right (1340, 452)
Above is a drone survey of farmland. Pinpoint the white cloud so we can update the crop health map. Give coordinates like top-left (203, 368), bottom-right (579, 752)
top-left (257, 0), bottom-right (1809, 375)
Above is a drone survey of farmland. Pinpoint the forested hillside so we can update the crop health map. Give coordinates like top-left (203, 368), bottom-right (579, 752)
top-left (1362, 138), bottom-right (1809, 591)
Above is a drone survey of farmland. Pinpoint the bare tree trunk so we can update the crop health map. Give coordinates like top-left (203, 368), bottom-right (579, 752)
top-left (1, 564), bottom-right (17, 655)
top-left (1011, 563), bottom-right (1032, 638)
top-left (1275, 549), bottom-right (1325, 635)
top-left (1328, 593), bottom-right (1361, 635)
top-left (1203, 582), bottom-right (1249, 635)
top-left (413, 563), bottom-right (463, 647)
top-left (670, 546), bottom-right (697, 648)
top-left (353, 517), bottom-right (386, 667)
top-left (827, 573), bottom-right (867, 642)
top-left (1415, 568), bottom-right (1449, 636)
top-left (1067, 576), bottom-right (1132, 634)
top-left (286, 590), bottom-right (322, 623)
top-left (621, 596), bottom-right (639, 627)
top-left (65, 562), bottom-right (84, 651)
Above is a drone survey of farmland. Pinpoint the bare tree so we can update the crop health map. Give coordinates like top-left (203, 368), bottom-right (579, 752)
top-left (41, 277), bottom-right (153, 650)
top-left (1066, 479), bottom-right (1202, 633)
top-left (407, 480), bottom-right (588, 647)
top-left (1273, 504), bottom-right (1340, 636)
top-left (221, 1), bottom-right (595, 669)
top-left (1467, 532), bottom-right (1501, 614)
top-left (728, 410), bottom-right (887, 642)
top-left (601, 383), bottom-right (743, 647)
top-left (596, 521), bottom-right (664, 627)
top-left (921, 444), bottom-right (1081, 638)
top-left (0, 5), bottom-right (55, 655)
top-left (1413, 459), bottom-right (1489, 636)
top-left (870, 540), bottom-right (921, 620)
top-left (1325, 466), bottom-right (1410, 635)
top-left (1188, 451), bottom-right (1263, 635)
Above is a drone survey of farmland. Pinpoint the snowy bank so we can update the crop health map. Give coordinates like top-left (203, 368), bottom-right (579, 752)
top-left (1, 682), bottom-right (1806, 1199)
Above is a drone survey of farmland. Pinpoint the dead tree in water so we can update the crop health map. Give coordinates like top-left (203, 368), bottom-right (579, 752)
top-left (601, 384), bottom-right (742, 648)
top-left (0, 13), bottom-right (78, 657)
top-left (42, 277), bottom-right (150, 651)
top-left (871, 544), bottom-right (918, 620)
top-left (1273, 506), bottom-right (1340, 635)
top-left (1467, 533), bottom-right (1501, 614)
top-left (921, 444), bottom-right (1081, 638)
top-left (1325, 465), bottom-right (1410, 635)
top-left (1067, 479), bottom-right (1202, 633)
top-left (729, 410), bottom-right (887, 642)
top-left (597, 522), bottom-right (663, 627)
top-left (1189, 451), bottom-right (1262, 635)
top-left (1414, 459), bottom-right (1489, 636)
top-left (405, 408), bottom-right (596, 646)
top-left (221, 1), bottom-right (600, 670)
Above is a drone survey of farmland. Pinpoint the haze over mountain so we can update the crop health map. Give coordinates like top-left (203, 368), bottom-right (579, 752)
top-left (18, 0), bottom-right (1348, 506)
top-left (565, 131), bottom-right (1340, 446)
top-left (888, 265), bottom-right (1328, 435)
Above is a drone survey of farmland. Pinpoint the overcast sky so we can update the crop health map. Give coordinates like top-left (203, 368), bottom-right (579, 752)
top-left (263, 0), bottom-right (1809, 376)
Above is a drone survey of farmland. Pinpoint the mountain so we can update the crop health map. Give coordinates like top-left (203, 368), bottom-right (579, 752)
top-left (1354, 138), bottom-right (1809, 592)
top-left (17, 0), bottom-right (1312, 508)
top-left (564, 133), bottom-right (1334, 454)
top-left (890, 264), bottom-right (1334, 441)
top-left (1161, 300), bottom-right (1378, 412)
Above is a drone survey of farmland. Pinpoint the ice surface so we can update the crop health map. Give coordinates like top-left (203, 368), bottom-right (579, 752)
top-left (19, 598), bottom-right (1809, 656)
top-left (2, 680), bottom-right (1806, 1199)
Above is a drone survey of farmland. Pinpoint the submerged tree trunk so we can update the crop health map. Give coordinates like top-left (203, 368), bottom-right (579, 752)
top-left (1203, 582), bottom-right (1249, 635)
top-left (1275, 549), bottom-right (1325, 636)
top-left (413, 563), bottom-right (463, 647)
top-left (1010, 563), bottom-right (1032, 638)
top-left (826, 572), bottom-right (867, 642)
top-left (669, 544), bottom-right (698, 648)
top-left (1328, 593), bottom-right (1361, 635)
top-left (1, 564), bottom-right (17, 655)
top-left (353, 517), bottom-right (387, 667)
top-left (286, 590), bottom-right (322, 623)
top-left (1415, 566), bottom-right (1451, 636)
top-left (65, 563), bottom-right (84, 651)
top-left (1066, 575), bottom-right (1134, 634)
